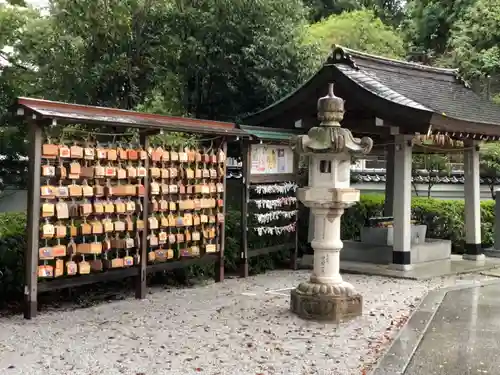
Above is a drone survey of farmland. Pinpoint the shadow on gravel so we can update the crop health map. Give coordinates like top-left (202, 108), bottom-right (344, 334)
top-left (0, 270), bottom-right (213, 318)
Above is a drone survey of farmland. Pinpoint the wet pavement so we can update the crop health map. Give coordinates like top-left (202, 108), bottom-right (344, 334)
top-left (373, 279), bottom-right (500, 375)
top-left (404, 283), bottom-right (500, 374)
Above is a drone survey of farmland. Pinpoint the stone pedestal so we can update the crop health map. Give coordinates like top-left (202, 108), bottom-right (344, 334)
top-left (291, 281), bottom-right (362, 322)
top-left (290, 83), bottom-right (372, 323)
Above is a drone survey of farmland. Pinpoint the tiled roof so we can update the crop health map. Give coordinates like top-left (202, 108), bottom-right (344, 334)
top-left (351, 170), bottom-right (500, 185)
top-left (243, 46), bottom-right (500, 136)
top-left (330, 47), bottom-right (500, 126)
top-left (335, 64), bottom-right (431, 112)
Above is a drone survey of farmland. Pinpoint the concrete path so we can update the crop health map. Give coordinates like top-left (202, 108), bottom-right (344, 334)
top-left (372, 279), bottom-right (500, 374)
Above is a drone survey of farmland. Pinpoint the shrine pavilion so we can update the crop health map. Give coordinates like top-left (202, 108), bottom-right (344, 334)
top-left (243, 46), bottom-right (500, 270)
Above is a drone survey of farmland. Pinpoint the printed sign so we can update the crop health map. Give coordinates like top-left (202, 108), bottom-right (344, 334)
top-left (250, 144), bottom-right (294, 175)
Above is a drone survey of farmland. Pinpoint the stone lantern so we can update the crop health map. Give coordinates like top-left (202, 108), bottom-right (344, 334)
top-left (291, 83), bottom-right (373, 322)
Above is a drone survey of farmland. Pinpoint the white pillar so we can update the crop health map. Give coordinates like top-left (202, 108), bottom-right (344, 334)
top-left (383, 142), bottom-right (395, 216)
top-left (463, 140), bottom-right (484, 261)
top-left (494, 190), bottom-right (500, 250)
top-left (391, 135), bottom-right (413, 270)
top-left (310, 207), bottom-right (344, 285)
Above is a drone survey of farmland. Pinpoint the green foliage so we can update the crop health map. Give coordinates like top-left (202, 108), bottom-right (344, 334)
top-left (449, 0), bottom-right (500, 80)
top-left (0, 4), bottom-right (41, 187)
top-left (480, 142), bottom-right (500, 176)
top-left (1, 0), bottom-right (319, 189)
top-left (0, 194), bottom-right (497, 301)
top-left (402, 0), bottom-right (475, 63)
top-left (303, 0), bottom-right (359, 22)
top-left (0, 207), bottom-right (293, 302)
top-left (306, 10), bottom-right (405, 59)
top-left (165, 0), bottom-right (319, 120)
top-left (412, 152), bottom-right (450, 197)
top-left (135, 90), bottom-right (198, 149)
top-left (480, 142), bottom-right (500, 197)
top-left (0, 234), bottom-right (25, 299)
top-left (303, 0), bottom-right (404, 26)
top-left (412, 152), bottom-right (449, 172)
top-left (341, 194), bottom-right (495, 253)
top-left (0, 212), bottom-right (26, 300)
top-left (0, 211), bottom-right (25, 237)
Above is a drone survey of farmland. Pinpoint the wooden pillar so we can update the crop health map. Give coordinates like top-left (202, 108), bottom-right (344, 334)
top-left (135, 133), bottom-right (149, 299)
top-left (239, 139), bottom-right (250, 277)
top-left (24, 120), bottom-right (42, 319)
top-left (290, 151), bottom-right (299, 270)
top-left (215, 140), bottom-right (228, 282)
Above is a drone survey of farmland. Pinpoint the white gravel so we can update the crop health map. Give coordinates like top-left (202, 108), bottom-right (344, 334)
top-left (0, 270), bottom-right (464, 375)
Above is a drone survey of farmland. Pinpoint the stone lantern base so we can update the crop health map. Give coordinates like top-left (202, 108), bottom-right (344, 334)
top-left (290, 281), bottom-right (362, 322)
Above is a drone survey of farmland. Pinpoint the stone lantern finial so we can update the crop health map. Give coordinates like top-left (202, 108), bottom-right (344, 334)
top-left (293, 83), bottom-right (373, 155)
top-left (317, 83), bottom-right (344, 127)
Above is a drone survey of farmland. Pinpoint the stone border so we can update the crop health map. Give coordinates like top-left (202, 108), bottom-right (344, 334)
top-left (369, 279), bottom-right (500, 374)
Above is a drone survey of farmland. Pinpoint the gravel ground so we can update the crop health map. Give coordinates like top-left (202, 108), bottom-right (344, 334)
top-left (0, 271), bottom-right (465, 375)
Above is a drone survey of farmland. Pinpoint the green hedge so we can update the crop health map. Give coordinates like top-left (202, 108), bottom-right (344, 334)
top-left (0, 209), bottom-right (294, 302)
top-left (0, 212), bottom-right (26, 300)
top-left (0, 195), bottom-right (495, 302)
top-left (341, 194), bottom-right (494, 252)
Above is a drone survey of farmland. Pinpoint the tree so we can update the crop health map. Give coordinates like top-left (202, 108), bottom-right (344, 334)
top-left (303, 0), bottom-right (358, 22)
top-left (25, 0), bottom-right (177, 110)
top-left (412, 152), bottom-right (450, 198)
top-left (359, 0), bottom-right (405, 27)
top-left (480, 142), bottom-right (500, 198)
top-left (165, 0), bottom-right (319, 120)
top-left (448, 0), bottom-right (500, 80)
top-left (402, 0), bottom-right (475, 63)
top-left (305, 10), bottom-right (405, 59)
top-left (303, 0), bottom-right (404, 26)
top-left (0, 0), bottom-right (320, 188)
top-left (0, 3), bottom-right (42, 188)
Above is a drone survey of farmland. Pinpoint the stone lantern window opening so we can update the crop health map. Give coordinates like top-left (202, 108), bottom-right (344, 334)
top-left (320, 160), bottom-right (332, 173)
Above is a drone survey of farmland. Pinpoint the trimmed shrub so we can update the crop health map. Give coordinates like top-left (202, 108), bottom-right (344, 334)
top-left (341, 194), bottom-right (495, 253)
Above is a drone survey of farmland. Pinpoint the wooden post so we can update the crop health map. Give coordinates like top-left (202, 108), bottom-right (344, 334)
top-left (24, 120), bottom-right (42, 319)
top-left (215, 139), bottom-right (228, 282)
top-left (291, 151), bottom-right (299, 270)
top-left (135, 133), bottom-right (149, 299)
top-left (240, 139), bottom-right (250, 277)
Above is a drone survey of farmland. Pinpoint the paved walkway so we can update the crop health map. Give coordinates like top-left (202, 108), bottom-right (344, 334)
top-left (373, 279), bottom-right (500, 375)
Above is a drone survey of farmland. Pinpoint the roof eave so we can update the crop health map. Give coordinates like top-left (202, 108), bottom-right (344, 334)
top-left (430, 113), bottom-right (500, 139)
top-left (238, 124), bottom-right (305, 141)
top-left (15, 97), bottom-right (250, 138)
top-left (242, 65), bottom-right (332, 126)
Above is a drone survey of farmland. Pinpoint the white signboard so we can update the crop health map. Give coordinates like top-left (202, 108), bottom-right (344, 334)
top-left (250, 144), bottom-right (294, 175)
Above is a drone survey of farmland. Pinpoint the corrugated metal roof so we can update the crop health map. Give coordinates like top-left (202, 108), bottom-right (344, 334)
top-left (16, 97), bottom-right (248, 137)
top-left (238, 125), bottom-right (303, 141)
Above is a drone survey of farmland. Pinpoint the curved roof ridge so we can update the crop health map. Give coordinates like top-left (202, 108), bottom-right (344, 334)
top-left (334, 65), bottom-right (431, 112)
top-left (328, 45), bottom-right (459, 76)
